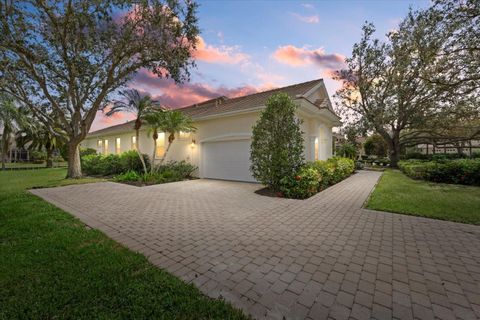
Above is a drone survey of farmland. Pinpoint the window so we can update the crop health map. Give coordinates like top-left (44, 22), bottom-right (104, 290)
top-left (131, 136), bottom-right (137, 150)
top-left (103, 139), bottom-right (109, 155)
top-left (115, 137), bottom-right (121, 154)
top-left (314, 137), bottom-right (319, 160)
top-left (155, 132), bottom-right (165, 158)
top-left (97, 139), bottom-right (103, 149)
top-left (178, 131), bottom-right (190, 140)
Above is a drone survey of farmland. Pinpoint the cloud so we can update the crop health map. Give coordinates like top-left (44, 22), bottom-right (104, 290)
top-left (291, 13), bottom-right (319, 24)
top-left (194, 36), bottom-right (249, 64)
top-left (273, 45), bottom-right (345, 69)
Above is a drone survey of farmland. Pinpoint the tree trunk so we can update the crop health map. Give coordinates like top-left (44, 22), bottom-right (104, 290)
top-left (135, 129), bottom-right (147, 173)
top-left (46, 148), bottom-right (54, 168)
top-left (66, 142), bottom-right (82, 178)
top-left (1, 134), bottom-right (8, 171)
top-left (151, 136), bottom-right (157, 173)
top-left (159, 141), bottom-right (173, 165)
top-left (389, 137), bottom-right (401, 168)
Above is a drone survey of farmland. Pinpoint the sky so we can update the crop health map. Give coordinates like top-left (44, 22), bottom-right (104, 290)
top-left (91, 0), bottom-right (431, 131)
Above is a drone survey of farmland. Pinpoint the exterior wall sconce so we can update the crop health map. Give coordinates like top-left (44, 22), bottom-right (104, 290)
top-left (190, 138), bottom-right (196, 148)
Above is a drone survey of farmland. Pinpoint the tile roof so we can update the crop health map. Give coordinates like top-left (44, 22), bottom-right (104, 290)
top-left (87, 78), bottom-right (330, 137)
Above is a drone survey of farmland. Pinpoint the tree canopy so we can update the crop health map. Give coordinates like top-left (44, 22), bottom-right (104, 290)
top-left (0, 0), bottom-right (199, 177)
top-left (335, 1), bottom-right (479, 166)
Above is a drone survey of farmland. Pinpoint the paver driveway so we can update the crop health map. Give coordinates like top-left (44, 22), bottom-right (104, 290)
top-left (31, 171), bottom-right (480, 320)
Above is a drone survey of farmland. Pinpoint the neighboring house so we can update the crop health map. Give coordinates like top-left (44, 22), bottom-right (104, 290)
top-left (82, 79), bottom-right (341, 182)
top-left (413, 140), bottom-right (480, 156)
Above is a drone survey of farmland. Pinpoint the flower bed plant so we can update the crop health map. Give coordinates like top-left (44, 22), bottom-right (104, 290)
top-left (398, 159), bottom-right (480, 186)
top-left (114, 161), bottom-right (197, 186)
top-left (278, 157), bottom-right (355, 199)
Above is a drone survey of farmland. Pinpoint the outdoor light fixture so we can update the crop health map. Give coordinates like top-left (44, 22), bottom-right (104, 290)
top-left (190, 138), bottom-right (196, 148)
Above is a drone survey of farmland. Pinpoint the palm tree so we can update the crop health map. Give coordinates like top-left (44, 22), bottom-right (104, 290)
top-left (0, 95), bottom-right (25, 170)
top-left (142, 111), bottom-right (164, 173)
top-left (156, 110), bottom-right (196, 165)
top-left (143, 109), bottom-right (196, 171)
top-left (107, 89), bottom-right (160, 173)
top-left (16, 120), bottom-right (66, 168)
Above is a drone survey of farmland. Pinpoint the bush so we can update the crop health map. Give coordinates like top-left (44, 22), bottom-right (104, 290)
top-left (114, 170), bottom-right (141, 182)
top-left (80, 147), bottom-right (97, 157)
top-left (279, 166), bottom-right (320, 199)
top-left (30, 150), bottom-right (46, 162)
top-left (155, 160), bottom-right (196, 178)
top-left (81, 151), bottom-right (150, 176)
top-left (250, 92), bottom-right (305, 191)
top-left (280, 157), bottom-right (355, 199)
top-left (112, 161), bottom-right (197, 185)
top-left (399, 159), bottom-right (480, 186)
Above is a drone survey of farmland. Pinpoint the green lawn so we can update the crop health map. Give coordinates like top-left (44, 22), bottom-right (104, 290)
top-left (367, 169), bottom-right (480, 225)
top-left (3, 162), bottom-right (67, 168)
top-left (0, 169), bottom-right (247, 319)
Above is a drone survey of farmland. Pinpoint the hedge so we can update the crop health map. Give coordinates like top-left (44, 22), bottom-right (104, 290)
top-left (81, 150), bottom-right (150, 176)
top-left (279, 157), bottom-right (355, 199)
top-left (398, 159), bottom-right (480, 186)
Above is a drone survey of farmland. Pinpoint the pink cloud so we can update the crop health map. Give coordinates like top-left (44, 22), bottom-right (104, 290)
top-left (273, 45), bottom-right (345, 69)
top-left (89, 69), bottom-right (268, 131)
top-left (291, 13), bottom-right (319, 24)
top-left (194, 36), bottom-right (249, 64)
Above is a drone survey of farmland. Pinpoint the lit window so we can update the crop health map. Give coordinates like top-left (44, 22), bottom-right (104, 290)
top-left (179, 131), bottom-right (190, 140)
top-left (156, 132), bottom-right (165, 157)
top-left (103, 139), bottom-right (109, 155)
top-left (314, 137), bottom-right (319, 160)
top-left (115, 137), bottom-right (121, 154)
top-left (97, 139), bottom-right (103, 149)
top-left (131, 136), bottom-right (137, 150)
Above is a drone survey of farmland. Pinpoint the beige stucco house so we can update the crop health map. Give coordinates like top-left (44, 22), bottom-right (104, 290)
top-left (82, 79), bottom-right (341, 182)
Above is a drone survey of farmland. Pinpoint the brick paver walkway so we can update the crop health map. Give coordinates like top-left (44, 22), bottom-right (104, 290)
top-left (31, 171), bottom-right (480, 319)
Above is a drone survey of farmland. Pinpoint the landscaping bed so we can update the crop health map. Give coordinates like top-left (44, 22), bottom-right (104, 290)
top-left (258, 157), bottom-right (355, 199)
top-left (367, 169), bottom-right (480, 225)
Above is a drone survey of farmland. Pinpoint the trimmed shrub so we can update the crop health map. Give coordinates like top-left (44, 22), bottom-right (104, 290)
top-left (279, 166), bottom-right (320, 199)
top-left (80, 147), bottom-right (97, 157)
top-left (399, 159), bottom-right (480, 186)
top-left (112, 161), bottom-right (197, 185)
top-left (81, 151), bottom-right (150, 176)
top-left (280, 157), bottom-right (355, 199)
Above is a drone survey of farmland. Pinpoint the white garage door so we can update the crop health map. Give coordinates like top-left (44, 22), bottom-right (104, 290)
top-left (202, 139), bottom-right (256, 182)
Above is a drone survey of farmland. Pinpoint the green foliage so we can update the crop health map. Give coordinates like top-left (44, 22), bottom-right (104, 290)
top-left (30, 150), bottom-right (46, 162)
top-left (81, 151), bottom-right (150, 176)
top-left (80, 148), bottom-right (97, 157)
top-left (279, 157), bottom-right (355, 199)
top-left (335, 143), bottom-right (357, 159)
top-left (279, 167), bottom-right (320, 199)
top-left (113, 161), bottom-right (197, 185)
top-left (250, 93), bottom-right (305, 190)
top-left (364, 135), bottom-right (388, 157)
top-left (399, 159), bottom-right (480, 186)
top-left (113, 170), bottom-right (142, 183)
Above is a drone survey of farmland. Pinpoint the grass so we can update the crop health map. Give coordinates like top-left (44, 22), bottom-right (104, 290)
top-left (366, 169), bottom-right (480, 225)
top-left (0, 169), bottom-right (247, 319)
top-left (3, 162), bottom-right (67, 168)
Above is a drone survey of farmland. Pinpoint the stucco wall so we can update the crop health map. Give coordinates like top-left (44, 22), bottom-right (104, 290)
top-left (81, 108), bottom-right (335, 177)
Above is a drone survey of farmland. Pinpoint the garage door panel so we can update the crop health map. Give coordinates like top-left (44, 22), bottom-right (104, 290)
top-left (202, 140), bottom-right (256, 182)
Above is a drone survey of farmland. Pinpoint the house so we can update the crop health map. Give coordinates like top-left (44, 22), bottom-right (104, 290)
top-left (82, 79), bottom-right (341, 182)
top-left (413, 140), bottom-right (480, 156)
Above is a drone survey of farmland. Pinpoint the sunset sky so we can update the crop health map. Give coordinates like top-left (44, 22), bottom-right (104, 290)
top-left (91, 0), bottom-right (430, 131)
